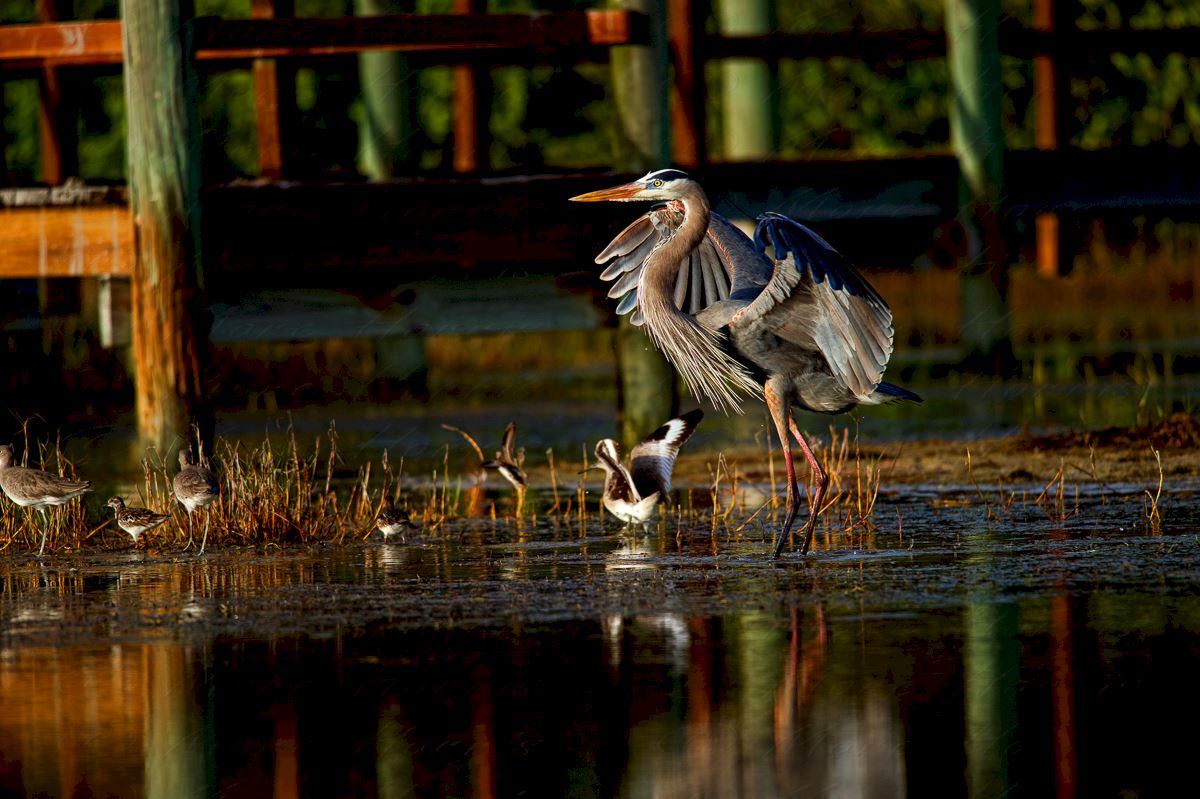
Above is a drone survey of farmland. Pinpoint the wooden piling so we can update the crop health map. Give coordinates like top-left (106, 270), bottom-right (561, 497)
top-left (1034, 0), bottom-right (1070, 278)
top-left (452, 0), bottom-right (489, 174)
top-left (716, 0), bottom-right (774, 160)
top-left (667, 0), bottom-right (705, 168)
top-left (354, 0), bottom-right (417, 179)
top-left (946, 0), bottom-right (1013, 373)
top-left (609, 0), bottom-right (677, 448)
top-left (121, 0), bottom-right (212, 451)
top-left (251, 0), bottom-right (296, 180)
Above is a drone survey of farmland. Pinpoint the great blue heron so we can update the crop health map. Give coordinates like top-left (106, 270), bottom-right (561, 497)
top-left (571, 169), bottom-right (921, 557)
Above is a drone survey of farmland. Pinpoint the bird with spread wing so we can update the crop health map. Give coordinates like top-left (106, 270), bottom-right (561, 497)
top-left (571, 169), bottom-right (920, 557)
top-left (583, 408), bottom-right (703, 529)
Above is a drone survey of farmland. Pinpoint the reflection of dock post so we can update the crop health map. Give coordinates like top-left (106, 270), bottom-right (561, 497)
top-left (610, 0), bottom-right (677, 448)
top-left (145, 645), bottom-right (205, 799)
top-left (964, 600), bottom-right (1020, 796)
top-left (121, 0), bottom-right (212, 451)
top-left (946, 0), bottom-right (1014, 374)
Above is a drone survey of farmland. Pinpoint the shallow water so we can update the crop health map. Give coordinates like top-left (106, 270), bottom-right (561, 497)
top-left (1, 485), bottom-right (1199, 798)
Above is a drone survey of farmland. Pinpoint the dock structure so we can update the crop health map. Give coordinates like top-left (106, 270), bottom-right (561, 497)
top-left (1, 1), bottom-right (1199, 448)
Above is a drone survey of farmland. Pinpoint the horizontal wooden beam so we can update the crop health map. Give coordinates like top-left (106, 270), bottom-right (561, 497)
top-left (0, 20), bottom-right (123, 68)
top-left (3, 17), bottom-right (1196, 71)
top-left (0, 204), bottom-right (133, 277)
top-left (2, 148), bottom-right (1196, 279)
top-left (192, 12), bottom-right (648, 62)
top-left (708, 29), bottom-right (948, 62)
top-left (0, 12), bottom-right (648, 70)
top-left (703, 23), bottom-right (1200, 64)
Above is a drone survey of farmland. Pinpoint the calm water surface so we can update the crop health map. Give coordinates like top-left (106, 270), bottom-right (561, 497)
top-left (2, 485), bottom-right (1200, 798)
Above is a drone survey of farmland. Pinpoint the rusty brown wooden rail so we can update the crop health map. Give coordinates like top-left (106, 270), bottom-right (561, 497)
top-left (0, 11), bottom-right (648, 69)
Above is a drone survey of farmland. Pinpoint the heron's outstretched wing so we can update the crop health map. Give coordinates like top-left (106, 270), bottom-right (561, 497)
top-left (629, 409), bottom-right (703, 501)
top-left (596, 208), bottom-right (770, 326)
top-left (740, 212), bottom-right (894, 399)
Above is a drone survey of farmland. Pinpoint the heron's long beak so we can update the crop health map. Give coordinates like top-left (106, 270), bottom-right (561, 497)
top-left (569, 182), bottom-right (643, 202)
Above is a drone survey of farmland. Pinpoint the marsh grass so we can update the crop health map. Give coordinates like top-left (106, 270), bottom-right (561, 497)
top-left (0, 416), bottom-right (1184, 554)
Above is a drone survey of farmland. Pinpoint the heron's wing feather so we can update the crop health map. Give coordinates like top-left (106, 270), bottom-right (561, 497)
top-left (739, 213), bottom-right (894, 398)
top-left (629, 409), bottom-right (703, 500)
top-left (596, 209), bottom-right (762, 323)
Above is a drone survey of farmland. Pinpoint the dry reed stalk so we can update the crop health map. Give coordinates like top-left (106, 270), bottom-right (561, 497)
top-left (546, 448), bottom-right (561, 515)
top-left (1145, 446), bottom-right (1164, 532)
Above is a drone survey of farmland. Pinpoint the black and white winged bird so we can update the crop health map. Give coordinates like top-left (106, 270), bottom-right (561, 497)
top-left (481, 421), bottom-right (527, 512)
top-left (571, 170), bottom-right (921, 557)
top-left (583, 408), bottom-right (703, 529)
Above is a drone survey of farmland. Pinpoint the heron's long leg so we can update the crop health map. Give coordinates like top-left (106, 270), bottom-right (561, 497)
top-left (182, 511), bottom-right (194, 551)
top-left (767, 380), bottom-right (800, 559)
top-left (788, 418), bottom-right (829, 555)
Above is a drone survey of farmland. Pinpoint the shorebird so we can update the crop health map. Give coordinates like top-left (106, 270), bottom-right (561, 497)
top-left (376, 500), bottom-right (418, 540)
top-left (107, 497), bottom-right (169, 547)
top-left (571, 170), bottom-right (921, 557)
top-left (582, 408), bottom-right (703, 529)
top-left (481, 422), bottom-right (527, 513)
top-left (0, 443), bottom-right (93, 556)
top-left (174, 450), bottom-right (219, 555)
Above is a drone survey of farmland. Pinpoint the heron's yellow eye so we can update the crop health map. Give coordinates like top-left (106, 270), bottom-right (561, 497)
top-left (652, 179), bottom-right (663, 187)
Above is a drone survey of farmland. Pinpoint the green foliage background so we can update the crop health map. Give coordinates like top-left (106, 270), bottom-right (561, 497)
top-left (2, 0), bottom-right (1198, 184)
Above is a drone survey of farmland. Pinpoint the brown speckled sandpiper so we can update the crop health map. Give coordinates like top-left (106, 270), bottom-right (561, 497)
top-left (107, 497), bottom-right (169, 547)
top-left (0, 443), bottom-right (92, 556)
top-left (375, 500), bottom-right (418, 541)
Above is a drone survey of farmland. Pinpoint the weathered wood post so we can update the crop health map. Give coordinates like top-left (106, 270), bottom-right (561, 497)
top-left (667, 0), bottom-right (705, 167)
top-left (946, 0), bottom-right (1013, 373)
top-left (716, 0), bottom-right (774, 160)
top-left (610, 0), bottom-right (677, 448)
top-left (1034, 0), bottom-right (1070, 278)
top-left (121, 0), bottom-right (212, 451)
top-left (251, 0), bottom-right (297, 180)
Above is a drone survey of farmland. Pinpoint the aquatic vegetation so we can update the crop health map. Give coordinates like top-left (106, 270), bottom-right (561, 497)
top-left (0, 414), bottom-right (1193, 554)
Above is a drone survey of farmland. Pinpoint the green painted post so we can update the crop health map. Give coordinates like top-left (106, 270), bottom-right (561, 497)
top-left (946, 0), bottom-right (1014, 373)
top-left (355, 0), bottom-right (418, 179)
top-left (121, 0), bottom-right (212, 451)
top-left (610, 0), bottom-right (677, 448)
top-left (715, 0), bottom-right (774, 160)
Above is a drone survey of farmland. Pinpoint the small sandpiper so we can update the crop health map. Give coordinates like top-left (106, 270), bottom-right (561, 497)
top-left (174, 450), bottom-right (219, 555)
top-left (582, 409), bottom-right (703, 529)
top-left (0, 444), bottom-right (93, 556)
top-left (375, 500), bottom-right (419, 540)
top-left (107, 497), bottom-right (169, 547)
top-left (481, 421), bottom-right (527, 512)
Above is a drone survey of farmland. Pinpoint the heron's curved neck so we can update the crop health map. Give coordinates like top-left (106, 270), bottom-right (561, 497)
top-left (643, 182), bottom-right (710, 305)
